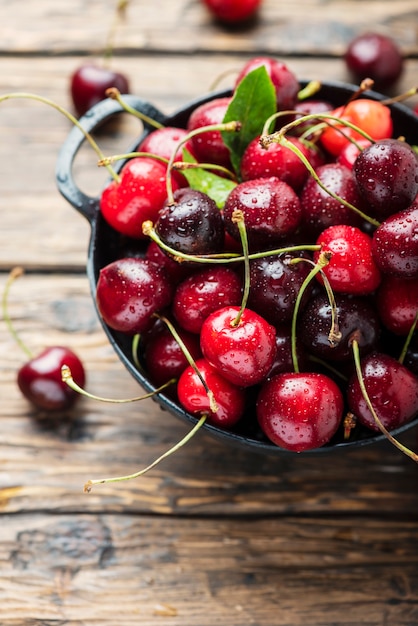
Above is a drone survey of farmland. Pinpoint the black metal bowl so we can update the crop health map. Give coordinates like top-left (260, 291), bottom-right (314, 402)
top-left (56, 80), bottom-right (418, 455)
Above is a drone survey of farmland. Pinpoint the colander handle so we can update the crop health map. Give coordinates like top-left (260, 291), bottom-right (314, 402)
top-left (55, 95), bottom-right (166, 222)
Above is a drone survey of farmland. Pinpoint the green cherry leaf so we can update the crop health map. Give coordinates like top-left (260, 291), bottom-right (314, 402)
top-left (179, 149), bottom-right (237, 209)
top-left (221, 65), bottom-right (277, 176)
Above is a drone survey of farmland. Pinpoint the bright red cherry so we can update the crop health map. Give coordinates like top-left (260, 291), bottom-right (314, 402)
top-left (256, 372), bottom-right (344, 451)
top-left (17, 346), bottom-right (86, 412)
top-left (100, 157), bottom-right (176, 239)
top-left (186, 97), bottom-right (233, 168)
top-left (314, 224), bottom-right (382, 295)
top-left (177, 358), bottom-right (246, 428)
top-left (200, 305), bottom-right (277, 387)
top-left (70, 63), bottom-right (130, 117)
top-left (202, 0), bottom-right (262, 24)
top-left (344, 32), bottom-right (404, 90)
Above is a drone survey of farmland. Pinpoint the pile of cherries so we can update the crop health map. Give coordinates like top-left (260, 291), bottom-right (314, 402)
top-left (92, 56), bottom-right (418, 454)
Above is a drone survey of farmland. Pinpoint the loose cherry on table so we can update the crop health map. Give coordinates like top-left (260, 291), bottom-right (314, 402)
top-left (202, 0), bottom-right (263, 24)
top-left (70, 63), bottom-right (130, 117)
top-left (344, 32), bottom-right (404, 90)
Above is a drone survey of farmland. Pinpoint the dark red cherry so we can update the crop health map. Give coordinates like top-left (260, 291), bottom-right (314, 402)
top-left (299, 292), bottom-right (381, 362)
top-left (186, 97), bottom-right (232, 168)
top-left (17, 346), bottom-right (85, 412)
top-left (256, 372), bottom-right (344, 451)
top-left (344, 32), bottom-right (404, 90)
top-left (371, 205), bottom-right (418, 279)
top-left (353, 138), bottom-right (418, 219)
top-left (268, 325), bottom-right (308, 377)
top-left (70, 63), bottom-right (130, 117)
top-left (172, 266), bottom-right (242, 334)
top-left (234, 56), bottom-right (299, 111)
top-left (347, 352), bottom-right (418, 432)
top-left (96, 257), bottom-right (173, 335)
top-left (177, 357), bottom-right (246, 428)
top-left (223, 177), bottom-right (302, 249)
top-left (144, 240), bottom-right (191, 285)
top-left (376, 275), bottom-right (418, 336)
top-left (202, 0), bottom-right (262, 24)
top-left (288, 98), bottom-right (334, 138)
top-left (156, 188), bottom-right (225, 256)
top-left (200, 305), bottom-right (277, 387)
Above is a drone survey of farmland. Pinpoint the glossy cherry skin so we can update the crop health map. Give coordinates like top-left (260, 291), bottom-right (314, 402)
top-left (202, 0), bottom-right (262, 23)
top-left (234, 56), bottom-right (299, 111)
top-left (172, 266), bottom-right (242, 334)
top-left (177, 358), bottom-right (246, 428)
top-left (347, 352), bottom-right (418, 432)
top-left (144, 240), bottom-right (191, 285)
top-left (344, 32), bottom-right (404, 90)
top-left (337, 138), bottom-right (373, 170)
top-left (223, 176), bottom-right (302, 250)
top-left (256, 372), bottom-right (344, 451)
top-left (376, 275), bottom-right (418, 336)
top-left (17, 346), bottom-right (86, 412)
top-left (156, 187), bottom-right (225, 256)
top-left (70, 63), bottom-right (130, 117)
top-left (200, 305), bottom-right (277, 387)
top-left (320, 99), bottom-right (393, 158)
top-left (353, 139), bottom-right (418, 218)
top-left (96, 257), bottom-right (173, 335)
top-left (186, 97), bottom-right (233, 168)
top-left (100, 157), bottom-right (176, 239)
top-left (299, 292), bottom-right (381, 362)
top-left (267, 325), bottom-right (308, 377)
top-left (371, 205), bottom-right (418, 278)
top-left (314, 224), bottom-right (382, 295)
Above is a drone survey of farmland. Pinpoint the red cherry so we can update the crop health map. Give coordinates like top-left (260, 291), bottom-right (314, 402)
top-left (371, 205), bottom-right (418, 279)
top-left (344, 32), bottom-right (404, 90)
top-left (177, 358), bottom-right (246, 428)
top-left (376, 275), bottom-right (418, 336)
top-left (347, 352), bottom-right (418, 432)
top-left (202, 0), bottom-right (262, 24)
top-left (70, 63), bottom-right (130, 117)
top-left (186, 97), bottom-right (233, 168)
top-left (95, 257), bottom-right (174, 335)
top-left (314, 224), bottom-right (381, 295)
top-left (17, 346), bottom-right (86, 412)
top-left (256, 372), bottom-right (344, 451)
top-left (235, 56), bottom-right (299, 111)
top-left (100, 157), bottom-right (176, 239)
top-left (200, 305), bottom-right (277, 387)
top-left (137, 126), bottom-right (196, 187)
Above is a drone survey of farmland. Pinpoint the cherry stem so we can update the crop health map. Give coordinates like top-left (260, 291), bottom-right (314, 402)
top-left (61, 364), bottom-right (176, 402)
top-left (260, 129), bottom-right (380, 228)
top-left (83, 414), bottom-right (207, 493)
top-left (142, 221), bottom-right (321, 265)
top-left (164, 120), bottom-right (241, 205)
top-left (398, 312), bottom-right (418, 365)
top-left (98, 151), bottom-right (169, 167)
top-left (155, 314), bottom-right (218, 413)
top-left (0, 92), bottom-right (120, 183)
top-left (103, 0), bottom-right (130, 65)
top-left (173, 160), bottom-right (237, 180)
top-left (2, 267), bottom-right (33, 360)
top-left (105, 88), bottom-right (164, 129)
top-left (290, 251), bottom-right (332, 373)
top-left (297, 80), bottom-right (322, 101)
top-left (351, 339), bottom-right (418, 463)
top-left (381, 86), bottom-right (418, 106)
top-left (230, 209), bottom-right (250, 327)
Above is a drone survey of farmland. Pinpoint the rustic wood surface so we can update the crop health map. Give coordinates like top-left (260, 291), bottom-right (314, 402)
top-left (1, 1), bottom-right (418, 624)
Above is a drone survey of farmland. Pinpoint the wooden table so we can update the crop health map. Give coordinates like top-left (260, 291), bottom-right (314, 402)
top-left (1, 1), bottom-right (418, 624)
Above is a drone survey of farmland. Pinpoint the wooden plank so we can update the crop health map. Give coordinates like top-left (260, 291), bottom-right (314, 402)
top-left (0, 512), bottom-right (417, 624)
top-left (0, 55), bottom-right (418, 272)
top-left (1, 273), bottom-right (418, 517)
top-left (0, 0), bottom-right (417, 56)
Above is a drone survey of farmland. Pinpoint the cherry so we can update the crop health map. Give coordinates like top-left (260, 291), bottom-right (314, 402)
top-left (186, 97), bottom-right (233, 168)
top-left (353, 138), bottom-right (418, 219)
top-left (70, 63), bottom-right (130, 117)
top-left (234, 57), bottom-right (300, 111)
top-left (144, 240), bottom-right (191, 285)
top-left (337, 138), bottom-right (373, 170)
top-left (299, 162), bottom-right (364, 237)
top-left (200, 305), bottom-right (277, 387)
top-left (100, 157), bottom-right (177, 239)
top-left (314, 224), bottom-right (381, 295)
top-left (95, 257), bottom-right (174, 335)
top-left (376, 275), bottom-right (418, 336)
top-left (256, 372), bottom-right (344, 451)
top-left (371, 205), bottom-right (418, 278)
top-left (240, 135), bottom-right (312, 191)
top-left (223, 176), bottom-right (302, 249)
top-left (289, 98), bottom-right (334, 138)
top-left (320, 99), bottom-right (393, 157)
top-left (347, 352), bottom-right (418, 432)
top-left (268, 325), bottom-right (308, 377)
top-left (177, 357), bottom-right (246, 428)
top-left (18, 346), bottom-right (86, 412)
top-left (247, 250), bottom-right (314, 326)
top-left (299, 292), bottom-right (381, 362)
top-left (202, 0), bottom-right (262, 24)
top-left (156, 187), bottom-right (225, 256)
top-left (344, 32), bottom-right (404, 90)
top-left (172, 266), bottom-right (242, 334)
